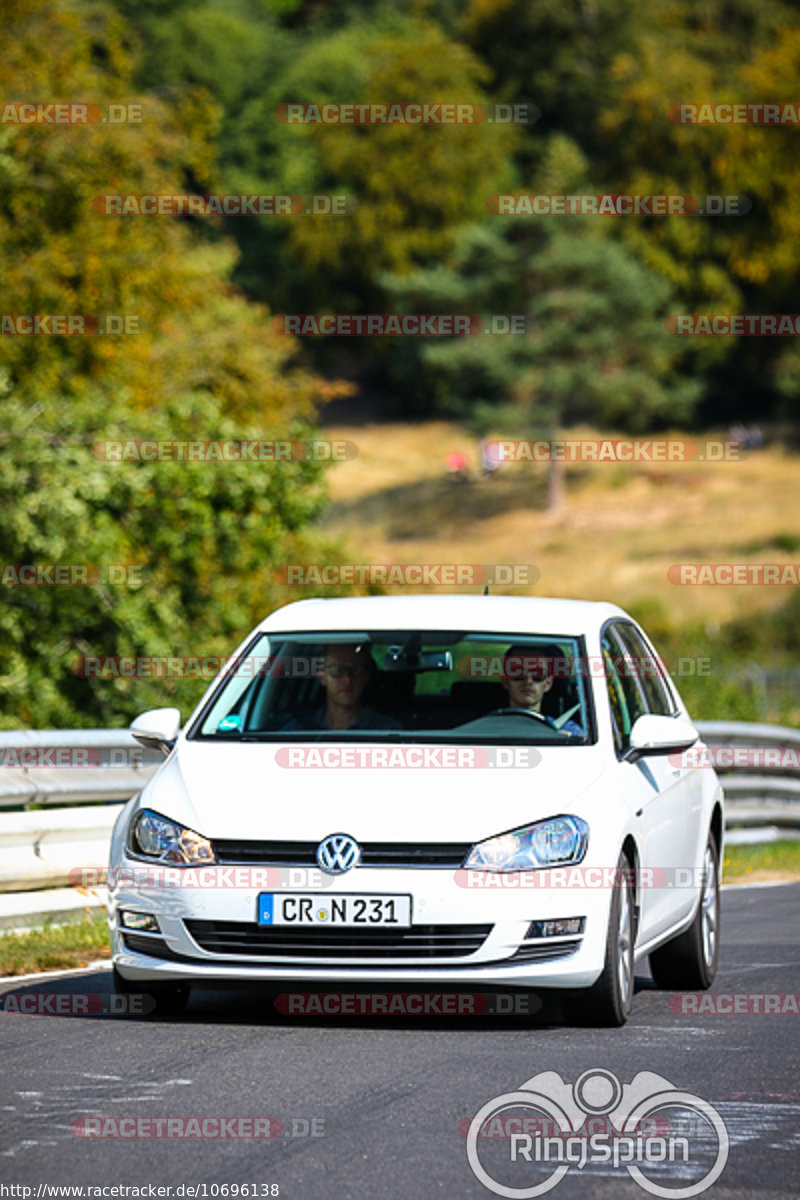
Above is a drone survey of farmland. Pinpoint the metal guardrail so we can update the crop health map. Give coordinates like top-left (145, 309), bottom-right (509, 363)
top-left (0, 729), bottom-right (161, 809)
top-left (0, 730), bottom-right (161, 892)
top-left (0, 721), bottom-right (797, 893)
top-left (695, 721), bottom-right (800, 835)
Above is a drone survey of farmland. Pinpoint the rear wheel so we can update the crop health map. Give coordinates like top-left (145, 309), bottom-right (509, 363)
top-left (564, 852), bottom-right (634, 1027)
top-left (113, 966), bottom-right (191, 1016)
top-left (649, 835), bottom-right (720, 990)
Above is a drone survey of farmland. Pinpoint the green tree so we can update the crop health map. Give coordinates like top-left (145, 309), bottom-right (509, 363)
top-left (112, 1), bottom-right (518, 400)
top-left (386, 214), bottom-right (699, 507)
top-left (0, 0), bottom-right (346, 728)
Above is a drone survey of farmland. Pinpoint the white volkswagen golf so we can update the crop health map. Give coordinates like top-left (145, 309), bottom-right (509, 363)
top-left (109, 594), bottom-right (723, 1025)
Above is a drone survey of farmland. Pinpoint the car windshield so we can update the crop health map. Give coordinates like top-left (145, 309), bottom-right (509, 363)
top-left (190, 630), bottom-right (593, 743)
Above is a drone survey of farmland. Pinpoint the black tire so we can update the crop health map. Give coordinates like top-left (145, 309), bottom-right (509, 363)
top-left (649, 835), bottom-right (720, 990)
top-left (113, 966), bottom-right (191, 1016)
top-left (564, 852), bottom-right (635, 1027)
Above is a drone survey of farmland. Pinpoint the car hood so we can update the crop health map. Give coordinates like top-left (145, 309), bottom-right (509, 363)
top-left (140, 740), bottom-right (607, 844)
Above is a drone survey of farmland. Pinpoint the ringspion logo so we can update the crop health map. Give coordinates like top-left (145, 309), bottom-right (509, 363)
top-left (466, 1068), bottom-right (728, 1196)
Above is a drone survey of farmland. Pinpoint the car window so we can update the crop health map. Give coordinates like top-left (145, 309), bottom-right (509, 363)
top-left (190, 630), bottom-right (594, 743)
top-left (613, 621), bottom-right (675, 716)
top-left (601, 626), bottom-right (647, 752)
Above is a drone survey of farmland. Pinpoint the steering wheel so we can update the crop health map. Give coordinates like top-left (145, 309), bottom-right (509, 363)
top-left (489, 707), bottom-right (552, 724)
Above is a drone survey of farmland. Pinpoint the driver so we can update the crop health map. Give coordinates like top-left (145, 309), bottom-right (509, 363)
top-left (500, 643), bottom-right (584, 736)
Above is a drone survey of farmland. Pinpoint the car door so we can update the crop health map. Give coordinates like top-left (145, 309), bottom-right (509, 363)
top-left (602, 622), bottom-right (700, 944)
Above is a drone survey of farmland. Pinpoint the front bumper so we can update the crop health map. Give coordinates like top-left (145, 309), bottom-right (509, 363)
top-left (108, 860), bottom-right (613, 990)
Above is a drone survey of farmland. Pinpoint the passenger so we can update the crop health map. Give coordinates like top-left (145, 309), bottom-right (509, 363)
top-left (282, 643), bottom-right (400, 732)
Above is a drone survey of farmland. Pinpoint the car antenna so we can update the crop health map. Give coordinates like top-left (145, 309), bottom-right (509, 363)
top-left (484, 584), bottom-right (490, 595)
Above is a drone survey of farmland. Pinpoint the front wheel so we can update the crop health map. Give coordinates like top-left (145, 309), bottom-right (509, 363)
top-left (649, 836), bottom-right (720, 990)
top-left (564, 852), bottom-right (634, 1027)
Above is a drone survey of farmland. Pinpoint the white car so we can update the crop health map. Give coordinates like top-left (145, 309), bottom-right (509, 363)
top-left (109, 595), bottom-right (723, 1025)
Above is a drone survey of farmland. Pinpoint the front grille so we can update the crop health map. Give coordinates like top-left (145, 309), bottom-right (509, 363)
top-left (507, 940), bottom-right (582, 964)
top-left (212, 840), bottom-right (470, 868)
top-left (184, 919), bottom-right (491, 959)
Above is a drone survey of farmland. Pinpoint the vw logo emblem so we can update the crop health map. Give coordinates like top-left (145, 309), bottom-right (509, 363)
top-left (316, 833), bottom-right (361, 875)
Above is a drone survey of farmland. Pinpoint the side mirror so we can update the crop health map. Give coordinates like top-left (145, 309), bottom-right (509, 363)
top-left (624, 713), bottom-right (699, 764)
top-left (130, 707), bottom-right (181, 755)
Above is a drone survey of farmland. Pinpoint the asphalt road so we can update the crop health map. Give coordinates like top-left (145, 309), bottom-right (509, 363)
top-left (1, 883), bottom-right (798, 1199)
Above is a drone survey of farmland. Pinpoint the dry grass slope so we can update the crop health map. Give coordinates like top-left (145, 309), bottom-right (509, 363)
top-left (318, 421), bottom-right (800, 628)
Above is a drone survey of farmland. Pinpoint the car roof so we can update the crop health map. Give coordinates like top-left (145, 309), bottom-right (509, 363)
top-left (258, 594), bottom-right (631, 637)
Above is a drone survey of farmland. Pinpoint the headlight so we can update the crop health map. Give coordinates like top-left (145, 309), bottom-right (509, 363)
top-left (129, 809), bottom-right (215, 866)
top-left (464, 815), bottom-right (588, 872)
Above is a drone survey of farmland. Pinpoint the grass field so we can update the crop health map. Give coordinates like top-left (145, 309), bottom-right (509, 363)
top-left (0, 912), bottom-right (109, 978)
top-left (310, 420), bottom-right (800, 723)
top-left (319, 421), bottom-right (800, 629)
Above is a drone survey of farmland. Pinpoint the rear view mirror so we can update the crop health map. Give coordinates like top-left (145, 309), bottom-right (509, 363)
top-left (383, 647), bottom-right (452, 672)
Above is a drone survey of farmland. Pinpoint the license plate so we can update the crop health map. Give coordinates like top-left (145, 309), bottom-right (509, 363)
top-left (257, 893), bottom-right (411, 927)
